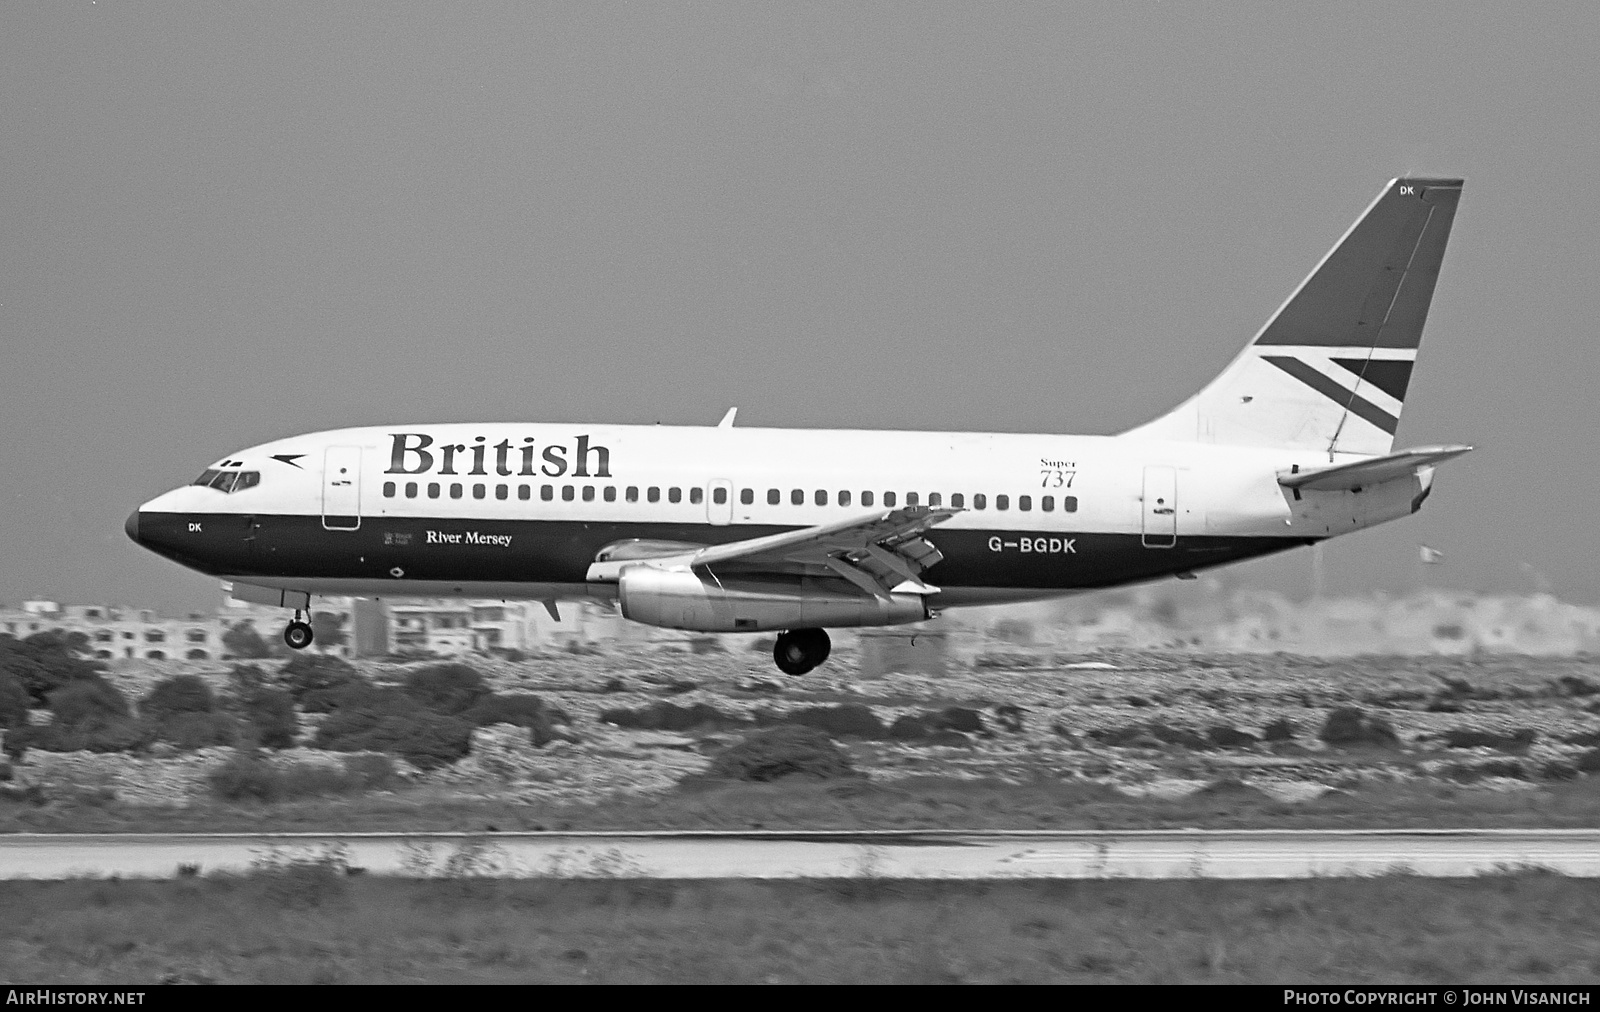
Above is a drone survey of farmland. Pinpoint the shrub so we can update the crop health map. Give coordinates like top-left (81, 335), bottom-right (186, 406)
top-left (1148, 723), bottom-right (1210, 750)
top-left (782, 704), bottom-right (887, 739)
top-left (158, 711), bottom-right (237, 751)
top-left (888, 714), bottom-right (934, 740)
top-left (239, 687), bottom-right (298, 749)
top-left (1207, 725), bottom-right (1258, 749)
top-left (928, 707), bottom-right (986, 735)
top-left (1261, 717), bottom-right (1299, 742)
top-left (1442, 728), bottom-right (1537, 752)
top-left (0, 631), bottom-right (108, 705)
top-left (8, 718), bottom-right (153, 754)
top-left (140, 675), bottom-right (215, 721)
top-left (221, 622), bottom-right (273, 660)
top-left (467, 693), bottom-right (568, 728)
top-left (280, 653), bottom-right (363, 710)
top-left (704, 726), bottom-right (859, 782)
top-left (0, 673), bottom-right (28, 730)
top-left (49, 677), bottom-right (130, 725)
top-left (343, 753), bottom-right (400, 790)
top-left (312, 691), bottom-right (473, 770)
top-left (1319, 707), bottom-right (1399, 748)
top-left (469, 693), bottom-right (576, 747)
top-left (402, 664), bottom-right (490, 715)
top-left (208, 753), bottom-right (360, 802)
top-left (601, 701), bottom-right (743, 732)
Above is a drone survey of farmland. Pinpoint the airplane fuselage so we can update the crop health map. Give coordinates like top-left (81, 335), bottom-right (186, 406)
top-left (128, 422), bottom-right (1423, 606)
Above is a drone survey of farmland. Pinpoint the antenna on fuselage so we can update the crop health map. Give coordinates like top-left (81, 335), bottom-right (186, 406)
top-left (717, 407), bottom-right (738, 428)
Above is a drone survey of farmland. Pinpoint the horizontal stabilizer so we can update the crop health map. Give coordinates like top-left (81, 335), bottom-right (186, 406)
top-left (1278, 444), bottom-right (1472, 491)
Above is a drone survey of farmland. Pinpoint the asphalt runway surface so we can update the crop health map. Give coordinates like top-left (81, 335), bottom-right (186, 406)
top-left (3, 829), bottom-right (1599, 880)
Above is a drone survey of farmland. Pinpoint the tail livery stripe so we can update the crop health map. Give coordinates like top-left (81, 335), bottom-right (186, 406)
top-left (1333, 357), bottom-right (1415, 402)
top-left (1261, 355), bottom-right (1399, 434)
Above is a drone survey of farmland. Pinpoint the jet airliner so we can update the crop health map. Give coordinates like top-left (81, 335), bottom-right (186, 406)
top-left (126, 177), bottom-right (1470, 675)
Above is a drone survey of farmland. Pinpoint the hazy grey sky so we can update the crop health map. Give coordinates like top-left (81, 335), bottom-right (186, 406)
top-left (3, 2), bottom-right (1598, 614)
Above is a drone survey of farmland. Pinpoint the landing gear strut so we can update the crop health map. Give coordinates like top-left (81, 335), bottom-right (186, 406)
top-left (284, 612), bottom-right (314, 651)
top-left (773, 628), bottom-right (830, 676)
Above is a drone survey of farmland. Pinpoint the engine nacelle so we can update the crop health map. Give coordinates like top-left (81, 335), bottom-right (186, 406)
top-left (617, 567), bottom-right (928, 632)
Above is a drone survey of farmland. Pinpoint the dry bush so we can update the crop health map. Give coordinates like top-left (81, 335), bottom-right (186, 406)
top-left (703, 726), bottom-right (861, 783)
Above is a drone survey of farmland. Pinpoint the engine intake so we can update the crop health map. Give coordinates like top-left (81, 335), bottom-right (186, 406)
top-left (617, 567), bottom-right (928, 632)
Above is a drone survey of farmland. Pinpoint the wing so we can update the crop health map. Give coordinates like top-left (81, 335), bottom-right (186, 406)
top-left (1278, 444), bottom-right (1472, 491)
top-left (585, 505), bottom-right (959, 597)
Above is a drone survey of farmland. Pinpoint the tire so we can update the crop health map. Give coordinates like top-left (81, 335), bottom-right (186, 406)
top-left (772, 628), bottom-right (831, 676)
top-left (283, 621), bottom-right (314, 650)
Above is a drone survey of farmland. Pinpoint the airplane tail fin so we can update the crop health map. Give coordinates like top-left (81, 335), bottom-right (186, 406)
top-left (1123, 177), bottom-right (1464, 457)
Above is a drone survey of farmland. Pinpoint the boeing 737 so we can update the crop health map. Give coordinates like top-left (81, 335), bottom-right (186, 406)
top-left (126, 177), bottom-right (1469, 675)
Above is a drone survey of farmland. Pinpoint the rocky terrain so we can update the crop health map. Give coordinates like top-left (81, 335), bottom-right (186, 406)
top-left (7, 642), bottom-right (1600, 812)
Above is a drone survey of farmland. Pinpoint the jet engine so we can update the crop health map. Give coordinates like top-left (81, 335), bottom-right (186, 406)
top-left (617, 566), bottom-right (928, 632)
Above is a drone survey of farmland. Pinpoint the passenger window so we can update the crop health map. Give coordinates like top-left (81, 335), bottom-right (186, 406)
top-left (1041, 495), bottom-right (1054, 512)
top-left (518, 485), bottom-right (531, 501)
top-left (541, 485), bottom-right (554, 501)
top-left (405, 482), bottom-right (418, 499)
top-left (928, 492), bottom-right (941, 507)
top-left (582, 486), bottom-right (595, 502)
top-left (648, 487), bottom-right (661, 503)
top-left (738, 488), bottom-right (751, 505)
top-left (791, 489), bottom-right (804, 506)
top-left (668, 487), bottom-right (682, 503)
top-left (450, 483), bottom-right (463, 499)
top-left (883, 492), bottom-right (896, 507)
top-left (562, 486), bottom-right (574, 502)
top-left (1063, 496), bottom-right (1078, 512)
top-left (626, 486), bottom-right (639, 503)
top-left (604, 486), bottom-right (617, 502)
top-left (383, 482), bottom-right (396, 498)
top-left (469, 484), bottom-right (482, 499)
top-left (906, 492), bottom-right (919, 506)
top-left (496, 485), bottom-right (508, 501)
top-left (996, 495), bottom-right (1009, 511)
top-left (714, 487), bottom-right (728, 505)
top-left (428, 482), bottom-right (441, 499)
top-left (1019, 495), bottom-right (1031, 511)
top-left (838, 490), bottom-right (851, 507)
top-left (862, 491), bottom-right (874, 506)
top-left (690, 487), bottom-right (703, 505)
top-left (768, 488), bottom-right (780, 505)
top-left (951, 493), bottom-right (964, 508)
top-left (814, 490), bottom-right (826, 506)
top-left (974, 494), bottom-right (986, 509)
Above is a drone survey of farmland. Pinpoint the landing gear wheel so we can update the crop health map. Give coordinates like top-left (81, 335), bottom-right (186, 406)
top-left (284, 620), bottom-right (314, 651)
top-left (773, 628), bottom-right (830, 676)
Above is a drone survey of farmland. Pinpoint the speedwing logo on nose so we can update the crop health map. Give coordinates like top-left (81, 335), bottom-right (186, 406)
top-left (271, 454), bottom-right (306, 469)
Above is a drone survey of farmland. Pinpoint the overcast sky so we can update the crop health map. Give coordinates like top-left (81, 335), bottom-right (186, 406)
top-left (3, 2), bottom-right (1598, 615)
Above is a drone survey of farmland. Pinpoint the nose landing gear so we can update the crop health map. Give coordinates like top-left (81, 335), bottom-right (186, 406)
top-left (283, 612), bottom-right (314, 651)
top-left (773, 628), bottom-right (830, 676)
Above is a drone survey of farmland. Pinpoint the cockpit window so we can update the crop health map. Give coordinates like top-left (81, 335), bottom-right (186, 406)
top-left (191, 469), bottom-right (260, 493)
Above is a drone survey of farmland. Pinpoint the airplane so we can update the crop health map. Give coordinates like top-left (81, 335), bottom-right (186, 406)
top-left (126, 177), bottom-right (1469, 675)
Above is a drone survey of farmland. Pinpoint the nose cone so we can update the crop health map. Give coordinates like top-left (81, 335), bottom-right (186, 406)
top-left (124, 509), bottom-right (141, 544)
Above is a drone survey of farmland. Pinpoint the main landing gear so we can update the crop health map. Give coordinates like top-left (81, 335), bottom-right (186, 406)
top-left (283, 612), bottom-right (314, 651)
top-left (773, 628), bottom-right (830, 676)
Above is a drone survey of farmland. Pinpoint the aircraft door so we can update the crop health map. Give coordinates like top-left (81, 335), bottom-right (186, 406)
top-left (707, 479), bottom-right (734, 526)
top-left (1141, 466), bottom-right (1177, 548)
top-left (322, 446), bottom-right (363, 531)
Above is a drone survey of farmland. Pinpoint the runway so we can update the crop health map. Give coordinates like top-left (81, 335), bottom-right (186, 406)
top-left (3, 828), bottom-right (1599, 880)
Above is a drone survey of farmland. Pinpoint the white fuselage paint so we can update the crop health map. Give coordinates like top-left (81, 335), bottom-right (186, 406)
top-left (135, 422), bottom-right (1424, 607)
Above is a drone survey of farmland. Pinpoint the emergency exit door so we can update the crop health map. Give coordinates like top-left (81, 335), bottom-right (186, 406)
top-left (322, 446), bottom-right (363, 530)
top-left (1141, 465), bottom-right (1177, 548)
